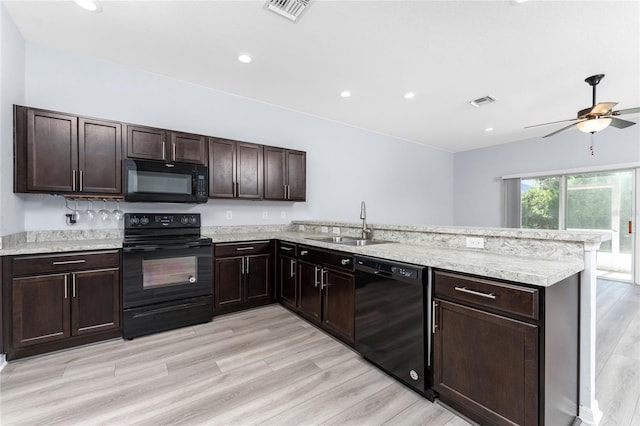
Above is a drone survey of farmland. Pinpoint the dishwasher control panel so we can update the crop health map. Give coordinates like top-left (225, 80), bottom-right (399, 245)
top-left (356, 257), bottom-right (422, 281)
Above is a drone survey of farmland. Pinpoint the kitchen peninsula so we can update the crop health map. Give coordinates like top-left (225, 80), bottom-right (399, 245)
top-left (0, 220), bottom-right (609, 426)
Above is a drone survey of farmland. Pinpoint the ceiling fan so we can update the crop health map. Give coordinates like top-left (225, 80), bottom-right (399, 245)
top-left (526, 74), bottom-right (640, 139)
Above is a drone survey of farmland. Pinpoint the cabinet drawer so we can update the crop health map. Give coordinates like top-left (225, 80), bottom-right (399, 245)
top-left (214, 241), bottom-right (271, 257)
top-left (433, 270), bottom-right (539, 320)
top-left (12, 250), bottom-right (121, 276)
top-left (298, 246), bottom-right (354, 272)
top-left (278, 241), bottom-right (297, 257)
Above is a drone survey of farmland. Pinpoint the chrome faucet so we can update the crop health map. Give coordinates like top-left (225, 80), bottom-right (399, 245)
top-left (360, 201), bottom-right (373, 240)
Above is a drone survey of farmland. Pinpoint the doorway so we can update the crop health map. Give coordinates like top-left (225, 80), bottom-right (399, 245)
top-left (520, 169), bottom-right (636, 283)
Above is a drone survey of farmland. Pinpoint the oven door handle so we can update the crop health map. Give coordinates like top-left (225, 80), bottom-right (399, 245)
top-left (123, 242), bottom-right (209, 252)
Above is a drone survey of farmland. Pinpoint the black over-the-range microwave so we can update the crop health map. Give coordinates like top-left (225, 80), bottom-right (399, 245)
top-left (123, 159), bottom-right (208, 203)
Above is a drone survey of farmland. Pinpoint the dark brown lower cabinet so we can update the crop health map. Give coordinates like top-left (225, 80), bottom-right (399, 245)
top-left (432, 270), bottom-right (579, 426)
top-left (2, 250), bottom-right (122, 360)
top-left (277, 242), bottom-right (298, 309)
top-left (292, 246), bottom-right (354, 345)
top-left (213, 241), bottom-right (273, 315)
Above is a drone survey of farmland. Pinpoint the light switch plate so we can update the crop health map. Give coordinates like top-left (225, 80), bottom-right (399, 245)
top-left (280, 211), bottom-right (286, 219)
top-left (262, 211), bottom-right (269, 220)
top-left (321, 226), bottom-right (329, 233)
top-left (225, 211), bottom-right (232, 220)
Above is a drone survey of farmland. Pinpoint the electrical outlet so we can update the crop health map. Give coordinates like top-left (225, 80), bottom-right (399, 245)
top-left (262, 211), bottom-right (269, 220)
top-left (225, 210), bottom-right (232, 220)
top-left (466, 237), bottom-right (485, 249)
top-left (298, 224), bottom-right (305, 231)
top-left (332, 227), bottom-right (340, 234)
top-left (280, 211), bottom-right (286, 219)
top-left (321, 226), bottom-right (329, 233)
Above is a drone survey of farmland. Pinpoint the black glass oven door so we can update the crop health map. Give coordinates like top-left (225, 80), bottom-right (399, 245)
top-left (123, 244), bottom-right (212, 308)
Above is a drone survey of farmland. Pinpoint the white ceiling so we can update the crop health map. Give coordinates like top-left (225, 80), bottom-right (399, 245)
top-left (4, 0), bottom-right (640, 152)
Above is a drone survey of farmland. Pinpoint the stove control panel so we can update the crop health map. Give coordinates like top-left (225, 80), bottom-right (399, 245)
top-left (125, 213), bottom-right (201, 229)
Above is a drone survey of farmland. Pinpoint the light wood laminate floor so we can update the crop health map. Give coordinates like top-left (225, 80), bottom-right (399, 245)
top-left (0, 279), bottom-right (638, 426)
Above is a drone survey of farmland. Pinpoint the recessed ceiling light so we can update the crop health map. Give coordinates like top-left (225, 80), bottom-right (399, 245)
top-left (485, 127), bottom-right (494, 132)
top-left (238, 54), bottom-right (252, 64)
top-left (340, 91), bottom-right (351, 98)
top-left (404, 92), bottom-right (415, 99)
top-left (75, 0), bottom-right (101, 12)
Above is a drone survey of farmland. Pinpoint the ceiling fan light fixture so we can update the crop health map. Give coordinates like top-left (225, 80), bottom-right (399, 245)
top-left (576, 118), bottom-right (611, 134)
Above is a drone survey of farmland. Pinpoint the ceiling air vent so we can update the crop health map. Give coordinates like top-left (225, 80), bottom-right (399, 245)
top-left (468, 95), bottom-right (497, 108)
top-left (265, 0), bottom-right (311, 22)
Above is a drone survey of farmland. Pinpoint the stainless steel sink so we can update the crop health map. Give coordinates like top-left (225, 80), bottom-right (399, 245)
top-left (306, 236), bottom-right (391, 246)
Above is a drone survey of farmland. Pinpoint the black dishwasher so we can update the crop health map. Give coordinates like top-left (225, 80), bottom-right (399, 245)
top-left (355, 256), bottom-right (435, 400)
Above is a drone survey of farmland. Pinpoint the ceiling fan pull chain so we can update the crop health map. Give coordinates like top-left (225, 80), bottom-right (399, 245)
top-left (590, 132), bottom-right (595, 156)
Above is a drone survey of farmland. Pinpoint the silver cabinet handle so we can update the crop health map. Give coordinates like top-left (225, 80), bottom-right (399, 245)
top-left (72, 274), bottom-right (77, 298)
top-left (290, 259), bottom-right (296, 277)
top-left (162, 141), bottom-right (166, 160)
top-left (241, 257), bottom-right (245, 275)
top-left (64, 275), bottom-right (68, 299)
top-left (281, 246), bottom-right (293, 251)
top-left (300, 250), bottom-right (308, 256)
top-left (236, 247), bottom-right (255, 251)
top-left (72, 170), bottom-right (77, 192)
top-left (245, 257), bottom-right (250, 274)
top-left (314, 266), bottom-right (319, 288)
top-left (53, 259), bottom-right (86, 265)
top-left (79, 170), bottom-right (84, 192)
top-left (341, 259), bottom-right (350, 266)
top-left (454, 286), bottom-right (496, 300)
top-left (321, 269), bottom-right (328, 290)
top-left (432, 301), bottom-right (438, 334)
top-left (172, 142), bottom-right (176, 161)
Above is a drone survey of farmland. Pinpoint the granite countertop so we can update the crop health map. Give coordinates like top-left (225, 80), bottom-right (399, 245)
top-left (0, 231), bottom-right (584, 288)
top-left (0, 239), bottom-right (123, 256)
top-left (205, 231), bottom-right (584, 287)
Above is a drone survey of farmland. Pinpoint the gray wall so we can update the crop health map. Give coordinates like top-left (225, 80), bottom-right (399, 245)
top-left (0, 4), bottom-right (25, 236)
top-left (453, 128), bottom-right (640, 227)
top-left (11, 41), bottom-right (454, 231)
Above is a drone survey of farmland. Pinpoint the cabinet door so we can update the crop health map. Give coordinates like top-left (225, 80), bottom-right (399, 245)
top-left (322, 268), bottom-right (354, 343)
top-left (245, 254), bottom-right (270, 301)
top-left (78, 118), bottom-right (122, 194)
top-left (236, 142), bottom-right (263, 199)
top-left (214, 257), bottom-right (243, 309)
top-left (26, 109), bottom-right (77, 193)
top-left (433, 299), bottom-right (539, 426)
top-left (208, 138), bottom-right (236, 198)
top-left (286, 150), bottom-right (306, 201)
top-left (297, 261), bottom-right (322, 322)
top-left (12, 274), bottom-right (70, 347)
top-left (170, 132), bottom-right (207, 164)
top-left (263, 146), bottom-right (285, 200)
top-left (279, 255), bottom-right (297, 308)
top-left (71, 268), bottom-right (120, 336)
top-left (126, 125), bottom-right (167, 161)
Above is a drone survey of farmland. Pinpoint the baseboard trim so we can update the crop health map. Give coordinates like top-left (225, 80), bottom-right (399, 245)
top-left (579, 402), bottom-right (603, 426)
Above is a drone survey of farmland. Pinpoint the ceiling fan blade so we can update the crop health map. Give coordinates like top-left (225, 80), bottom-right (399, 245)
top-left (525, 118), bottom-right (578, 129)
top-left (613, 106), bottom-right (640, 116)
top-left (542, 122), bottom-right (580, 138)
top-left (589, 102), bottom-right (617, 115)
top-left (608, 117), bottom-right (636, 129)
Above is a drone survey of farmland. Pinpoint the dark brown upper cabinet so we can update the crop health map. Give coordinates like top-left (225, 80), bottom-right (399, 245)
top-left (208, 137), bottom-right (263, 199)
top-left (263, 146), bottom-right (306, 201)
top-left (126, 124), bottom-right (207, 165)
top-left (14, 106), bottom-right (122, 195)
